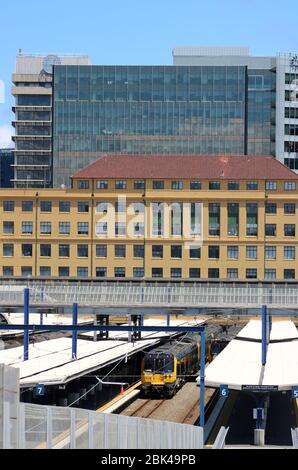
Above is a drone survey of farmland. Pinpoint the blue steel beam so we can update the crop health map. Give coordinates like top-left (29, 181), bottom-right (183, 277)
top-left (199, 329), bottom-right (206, 430)
top-left (23, 288), bottom-right (29, 361)
top-left (72, 303), bottom-right (78, 360)
top-left (0, 324), bottom-right (205, 333)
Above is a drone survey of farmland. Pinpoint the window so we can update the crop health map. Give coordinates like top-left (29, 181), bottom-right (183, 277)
top-left (77, 222), bottom-right (89, 235)
top-left (115, 222), bottom-right (125, 236)
top-left (77, 267), bottom-right (88, 277)
top-left (59, 267), bottom-right (69, 277)
top-left (171, 181), bottom-right (183, 190)
top-left (208, 268), bottom-right (219, 279)
top-left (115, 180), bottom-right (127, 190)
top-left (265, 269), bottom-right (276, 280)
top-left (3, 244), bottom-right (13, 256)
top-left (152, 268), bottom-right (163, 278)
top-left (59, 201), bottom-right (70, 212)
top-left (171, 245), bottom-right (182, 258)
top-left (115, 267), bottom-right (125, 278)
top-left (115, 200), bottom-right (126, 212)
top-left (3, 266), bottom-right (13, 276)
top-left (266, 181), bottom-right (277, 191)
top-left (134, 222), bottom-right (144, 236)
top-left (3, 221), bottom-right (14, 234)
top-left (40, 244), bottom-right (51, 257)
top-left (227, 203), bottom-right (239, 236)
top-left (209, 181), bottom-right (220, 190)
top-left (284, 203), bottom-right (296, 214)
top-left (22, 201), bottom-right (33, 212)
top-left (22, 221), bottom-right (33, 234)
top-left (59, 222), bottom-right (70, 235)
top-left (40, 267), bottom-right (51, 277)
top-left (246, 181), bottom-right (258, 190)
top-left (246, 246), bottom-right (257, 259)
top-left (171, 203), bottom-right (183, 235)
top-left (265, 246), bottom-right (276, 259)
top-left (77, 244), bottom-right (88, 257)
top-left (40, 201), bottom-right (52, 212)
top-left (133, 267), bottom-right (144, 278)
top-left (132, 202), bottom-right (145, 214)
top-left (96, 202), bottom-right (108, 213)
top-left (153, 181), bottom-right (164, 189)
top-left (284, 269), bottom-right (295, 279)
top-left (246, 268), bottom-right (257, 279)
top-left (227, 246), bottom-right (238, 259)
top-left (209, 203), bottom-right (220, 236)
top-left (189, 268), bottom-right (200, 278)
top-left (284, 246), bottom-right (295, 259)
top-left (96, 180), bottom-right (108, 189)
top-left (265, 224), bottom-right (276, 236)
top-left (3, 201), bottom-right (14, 212)
top-left (171, 268), bottom-right (182, 278)
top-left (134, 245), bottom-right (144, 258)
top-left (40, 222), bottom-right (51, 234)
top-left (284, 224), bottom-right (295, 237)
top-left (152, 202), bottom-right (164, 236)
top-left (21, 267), bottom-right (32, 277)
top-left (78, 201), bottom-right (89, 212)
top-left (78, 180), bottom-right (89, 189)
top-left (115, 244), bottom-right (126, 257)
top-left (265, 203), bottom-right (277, 214)
top-left (208, 245), bottom-right (219, 259)
top-left (96, 267), bottom-right (107, 277)
top-left (96, 222), bottom-right (107, 235)
top-left (96, 244), bottom-right (107, 257)
top-left (152, 245), bottom-right (163, 258)
top-left (228, 181), bottom-right (239, 190)
top-left (246, 203), bottom-right (258, 236)
top-left (134, 180), bottom-right (145, 190)
top-left (22, 244), bottom-right (32, 257)
top-left (227, 268), bottom-right (238, 279)
top-left (284, 181), bottom-right (296, 191)
top-left (190, 181), bottom-right (201, 190)
top-left (189, 246), bottom-right (201, 259)
top-left (58, 245), bottom-right (69, 258)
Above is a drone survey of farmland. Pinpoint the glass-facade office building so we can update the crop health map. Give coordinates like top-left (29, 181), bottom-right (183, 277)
top-left (53, 65), bottom-right (276, 186)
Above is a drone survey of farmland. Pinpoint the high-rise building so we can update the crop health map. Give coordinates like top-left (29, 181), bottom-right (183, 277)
top-left (11, 48), bottom-right (298, 187)
top-left (12, 53), bottom-right (91, 188)
top-left (173, 47), bottom-right (298, 170)
top-left (0, 149), bottom-right (14, 188)
top-left (52, 61), bottom-right (275, 186)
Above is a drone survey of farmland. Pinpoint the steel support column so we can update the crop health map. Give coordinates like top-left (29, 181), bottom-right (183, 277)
top-left (23, 288), bottom-right (29, 361)
top-left (199, 329), bottom-right (206, 430)
top-left (72, 303), bottom-right (78, 360)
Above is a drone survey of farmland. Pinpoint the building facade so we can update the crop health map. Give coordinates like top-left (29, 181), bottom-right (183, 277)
top-left (52, 62), bottom-right (275, 187)
top-left (0, 149), bottom-right (14, 188)
top-left (0, 154), bottom-right (298, 281)
top-left (173, 47), bottom-right (298, 171)
top-left (12, 53), bottom-right (91, 188)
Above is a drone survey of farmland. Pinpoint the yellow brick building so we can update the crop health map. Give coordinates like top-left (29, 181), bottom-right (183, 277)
top-left (1, 154), bottom-right (298, 281)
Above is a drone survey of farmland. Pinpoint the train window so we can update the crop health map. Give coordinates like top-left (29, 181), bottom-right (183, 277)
top-left (0, 314), bottom-right (8, 324)
top-left (144, 354), bottom-right (154, 372)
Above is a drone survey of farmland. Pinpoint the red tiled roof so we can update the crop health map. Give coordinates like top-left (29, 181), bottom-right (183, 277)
top-left (71, 154), bottom-right (298, 180)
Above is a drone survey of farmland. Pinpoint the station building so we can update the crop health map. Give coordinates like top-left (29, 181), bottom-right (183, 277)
top-left (0, 153), bottom-right (298, 281)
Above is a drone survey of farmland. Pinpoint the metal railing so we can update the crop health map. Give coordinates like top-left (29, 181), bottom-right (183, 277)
top-left (1, 283), bottom-right (298, 308)
top-left (12, 402), bottom-right (203, 449)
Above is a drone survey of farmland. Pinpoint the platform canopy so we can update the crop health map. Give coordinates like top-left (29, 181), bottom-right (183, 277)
top-left (200, 320), bottom-right (298, 391)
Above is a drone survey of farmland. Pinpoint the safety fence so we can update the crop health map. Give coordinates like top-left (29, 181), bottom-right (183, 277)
top-left (1, 282), bottom-right (298, 308)
top-left (4, 401), bottom-right (203, 449)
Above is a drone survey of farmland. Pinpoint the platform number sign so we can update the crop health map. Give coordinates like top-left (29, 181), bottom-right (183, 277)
top-left (292, 386), bottom-right (298, 399)
top-left (35, 384), bottom-right (45, 397)
top-left (220, 384), bottom-right (229, 398)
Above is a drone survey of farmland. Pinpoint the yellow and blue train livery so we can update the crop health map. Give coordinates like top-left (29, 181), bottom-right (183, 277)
top-left (141, 336), bottom-right (201, 398)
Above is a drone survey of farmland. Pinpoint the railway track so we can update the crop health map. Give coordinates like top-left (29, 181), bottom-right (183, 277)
top-left (120, 382), bottom-right (217, 424)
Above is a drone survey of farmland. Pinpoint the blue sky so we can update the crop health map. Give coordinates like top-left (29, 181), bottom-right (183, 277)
top-left (0, 0), bottom-right (297, 147)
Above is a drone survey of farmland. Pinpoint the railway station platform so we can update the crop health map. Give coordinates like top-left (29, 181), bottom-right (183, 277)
top-left (0, 319), bottom-right (204, 387)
